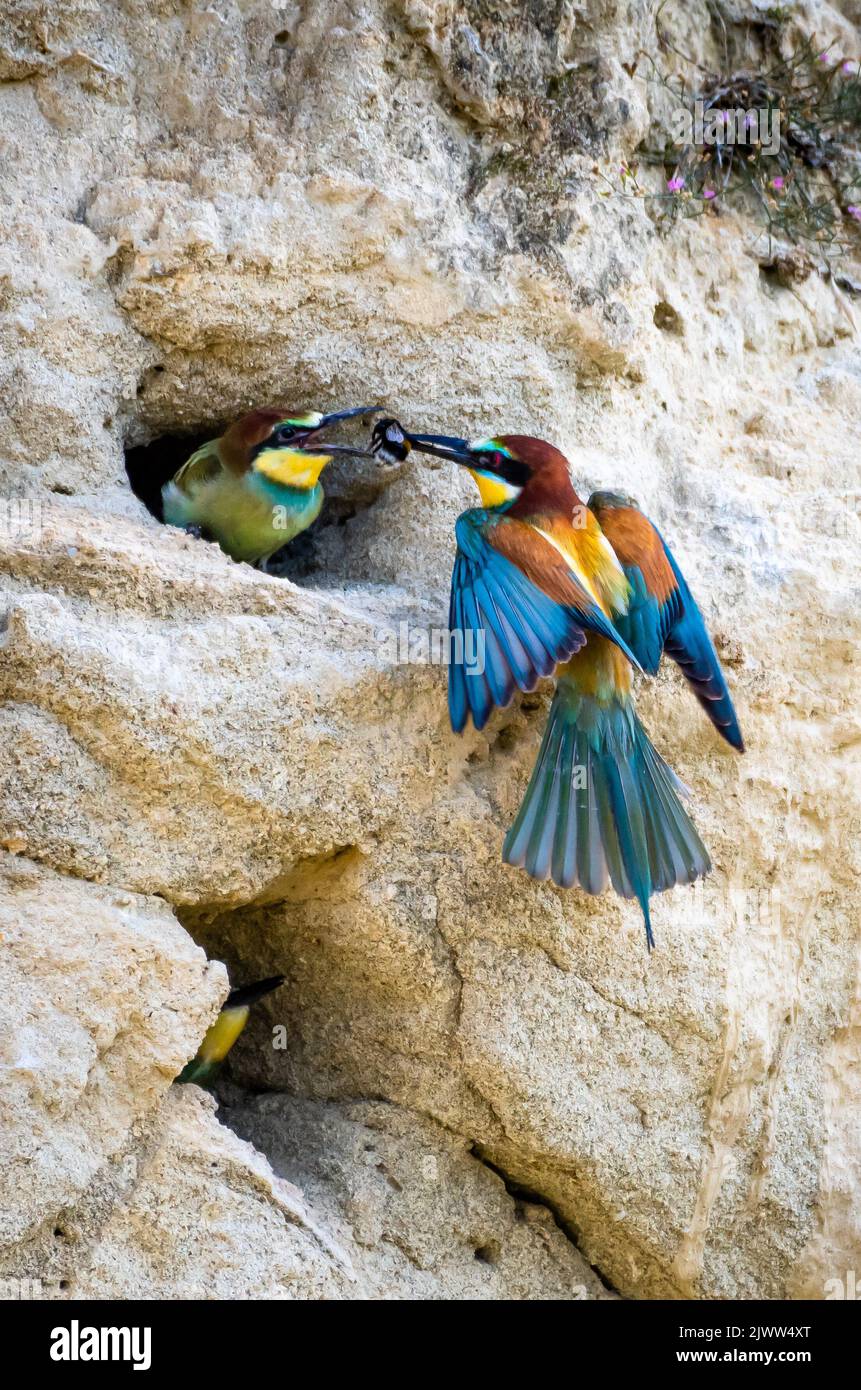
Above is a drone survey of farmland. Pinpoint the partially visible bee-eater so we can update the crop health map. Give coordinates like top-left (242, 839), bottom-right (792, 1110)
top-left (162, 405), bottom-right (380, 565)
top-left (176, 975), bottom-right (285, 1086)
top-left (372, 419), bottom-right (743, 949)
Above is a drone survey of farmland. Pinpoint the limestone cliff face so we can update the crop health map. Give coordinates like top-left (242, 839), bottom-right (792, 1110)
top-left (0, 0), bottom-right (859, 1300)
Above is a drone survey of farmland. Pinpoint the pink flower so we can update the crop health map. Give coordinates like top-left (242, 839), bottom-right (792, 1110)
top-left (667, 176), bottom-right (685, 193)
top-left (847, 205), bottom-right (861, 220)
top-left (771, 176), bottom-right (785, 190)
top-left (818, 51), bottom-right (832, 64)
top-left (703, 188), bottom-right (716, 200)
top-left (842, 60), bottom-right (857, 74)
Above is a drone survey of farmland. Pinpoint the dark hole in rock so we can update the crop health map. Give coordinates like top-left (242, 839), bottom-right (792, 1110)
top-left (495, 720), bottom-right (527, 753)
top-left (136, 362), bottom-right (167, 397)
top-left (124, 428), bottom-right (397, 584)
top-left (473, 1242), bottom-right (500, 1264)
top-left (653, 301), bottom-right (683, 335)
top-left (518, 693), bottom-right (546, 716)
top-left (125, 428), bottom-right (218, 523)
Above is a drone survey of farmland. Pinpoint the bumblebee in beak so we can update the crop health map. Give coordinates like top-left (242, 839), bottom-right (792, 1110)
top-left (370, 417), bottom-right (475, 468)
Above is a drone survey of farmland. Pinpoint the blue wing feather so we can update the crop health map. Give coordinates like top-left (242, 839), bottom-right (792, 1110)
top-left (659, 535), bottom-right (743, 751)
top-left (448, 511), bottom-right (591, 733)
top-left (588, 494), bottom-right (744, 752)
top-left (447, 579), bottom-right (470, 732)
top-left (613, 561), bottom-right (681, 675)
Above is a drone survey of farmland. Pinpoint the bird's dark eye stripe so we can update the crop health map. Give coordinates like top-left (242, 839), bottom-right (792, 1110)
top-left (492, 454), bottom-right (531, 487)
top-left (249, 425), bottom-right (299, 461)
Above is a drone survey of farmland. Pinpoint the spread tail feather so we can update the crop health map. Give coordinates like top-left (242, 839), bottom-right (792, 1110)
top-left (503, 682), bottom-right (711, 948)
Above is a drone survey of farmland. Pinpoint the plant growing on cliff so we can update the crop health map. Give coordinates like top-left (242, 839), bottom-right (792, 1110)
top-left (604, 20), bottom-right (861, 269)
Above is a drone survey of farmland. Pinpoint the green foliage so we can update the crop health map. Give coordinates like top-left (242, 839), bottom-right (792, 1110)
top-left (603, 26), bottom-right (861, 266)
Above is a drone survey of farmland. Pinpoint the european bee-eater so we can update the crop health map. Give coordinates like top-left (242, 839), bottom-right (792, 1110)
top-left (372, 420), bottom-right (743, 949)
top-left (162, 406), bottom-right (379, 565)
top-left (176, 975), bottom-right (285, 1086)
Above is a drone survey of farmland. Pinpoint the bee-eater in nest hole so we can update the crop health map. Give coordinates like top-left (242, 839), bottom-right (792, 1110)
top-left (177, 975), bottom-right (285, 1086)
top-left (162, 405), bottom-right (380, 566)
top-left (372, 419), bottom-right (744, 950)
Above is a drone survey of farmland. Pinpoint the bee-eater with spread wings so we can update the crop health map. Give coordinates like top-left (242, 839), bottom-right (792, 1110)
top-left (372, 420), bottom-right (743, 949)
top-left (162, 405), bottom-right (379, 565)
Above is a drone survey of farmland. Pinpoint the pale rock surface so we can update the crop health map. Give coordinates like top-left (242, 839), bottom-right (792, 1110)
top-left (224, 1092), bottom-right (610, 1300)
top-left (0, 853), bottom-right (223, 1252)
top-left (72, 1087), bottom-right (360, 1302)
top-left (0, 0), bottom-right (860, 1300)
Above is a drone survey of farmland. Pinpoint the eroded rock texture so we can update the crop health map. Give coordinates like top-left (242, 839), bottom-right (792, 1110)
top-left (0, 0), bottom-right (859, 1299)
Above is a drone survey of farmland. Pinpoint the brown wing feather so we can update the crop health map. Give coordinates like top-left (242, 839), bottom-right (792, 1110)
top-left (589, 499), bottom-right (677, 604)
top-left (486, 517), bottom-right (598, 616)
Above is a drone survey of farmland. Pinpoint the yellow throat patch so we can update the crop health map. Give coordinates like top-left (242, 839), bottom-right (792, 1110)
top-left (469, 468), bottom-right (521, 509)
top-left (254, 447), bottom-right (331, 490)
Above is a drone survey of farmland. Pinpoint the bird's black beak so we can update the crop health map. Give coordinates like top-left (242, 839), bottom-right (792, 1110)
top-left (310, 443), bottom-right (375, 457)
top-left (405, 432), bottom-right (475, 467)
top-left (319, 405), bottom-right (383, 427)
top-left (224, 975), bottom-right (286, 1010)
top-left (300, 404), bottom-right (383, 456)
